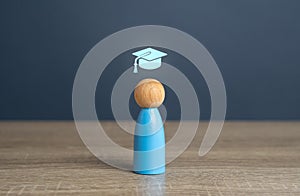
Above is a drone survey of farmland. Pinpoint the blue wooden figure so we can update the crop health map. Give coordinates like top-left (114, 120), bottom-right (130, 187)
top-left (133, 78), bottom-right (165, 175)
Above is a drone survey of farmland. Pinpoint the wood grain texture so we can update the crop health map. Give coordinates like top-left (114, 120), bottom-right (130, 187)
top-left (0, 121), bottom-right (300, 195)
top-left (134, 78), bottom-right (165, 108)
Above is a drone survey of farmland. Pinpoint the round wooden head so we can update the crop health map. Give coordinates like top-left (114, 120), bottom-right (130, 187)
top-left (134, 78), bottom-right (165, 108)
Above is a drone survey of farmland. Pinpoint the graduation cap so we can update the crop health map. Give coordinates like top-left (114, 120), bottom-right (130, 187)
top-left (132, 47), bottom-right (167, 73)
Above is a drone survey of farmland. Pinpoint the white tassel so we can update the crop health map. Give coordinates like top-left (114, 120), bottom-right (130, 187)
top-left (133, 62), bottom-right (138, 73)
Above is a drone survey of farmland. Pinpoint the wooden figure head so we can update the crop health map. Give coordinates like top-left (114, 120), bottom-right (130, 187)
top-left (134, 78), bottom-right (165, 108)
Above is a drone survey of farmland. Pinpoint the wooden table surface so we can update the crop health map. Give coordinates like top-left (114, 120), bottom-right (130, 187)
top-left (0, 121), bottom-right (299, 195)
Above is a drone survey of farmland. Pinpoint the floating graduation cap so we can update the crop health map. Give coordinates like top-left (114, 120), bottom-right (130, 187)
top-left (132, 47), bottom-right (167, 73)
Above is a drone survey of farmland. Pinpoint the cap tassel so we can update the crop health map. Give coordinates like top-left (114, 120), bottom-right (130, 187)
top-left (133, 62), bottom-right (138, 73)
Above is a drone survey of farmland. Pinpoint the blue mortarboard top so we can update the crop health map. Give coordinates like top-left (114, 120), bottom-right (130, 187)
top-left (132, 47), bottom-right (167, 73)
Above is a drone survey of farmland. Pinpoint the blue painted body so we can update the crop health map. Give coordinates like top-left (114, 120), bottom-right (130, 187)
top-left (133, 108), bottom-right (165, 175)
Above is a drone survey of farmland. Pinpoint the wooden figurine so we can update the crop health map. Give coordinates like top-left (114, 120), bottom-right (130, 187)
top-left (133, 78), bottom-right (166, 175)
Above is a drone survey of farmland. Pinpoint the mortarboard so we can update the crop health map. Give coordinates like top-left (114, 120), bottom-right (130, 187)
top-left (132, 47), bottom-right (167, 73)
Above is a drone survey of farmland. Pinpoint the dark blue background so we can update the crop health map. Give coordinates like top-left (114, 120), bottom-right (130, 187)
top-left (1, 0), bottom-right (299, 120)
